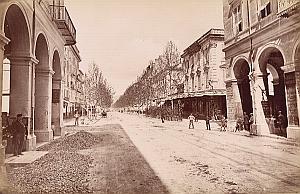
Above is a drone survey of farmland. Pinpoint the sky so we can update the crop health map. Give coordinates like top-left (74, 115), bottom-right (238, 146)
top-left (65, 0), bottom-right (224, 98)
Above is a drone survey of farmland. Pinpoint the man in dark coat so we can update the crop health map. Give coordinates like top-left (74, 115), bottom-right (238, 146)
top-left (277, 111), bottom-right (285, 135)
top-left (243, 112), bottom-right (250, 131)
top-left (206, 115), bottom-right (211, 130)
top-left (11, 114), bottom-right (26, 156)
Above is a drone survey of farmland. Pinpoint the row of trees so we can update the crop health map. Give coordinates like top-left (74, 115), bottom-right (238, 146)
top-left (84, 63), bottom-right (114, 108)
top-left (114, 41), bottom-right (183, 109)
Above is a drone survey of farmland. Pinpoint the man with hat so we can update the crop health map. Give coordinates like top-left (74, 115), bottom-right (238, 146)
top-left (11, 114), bottom-right (26, 156)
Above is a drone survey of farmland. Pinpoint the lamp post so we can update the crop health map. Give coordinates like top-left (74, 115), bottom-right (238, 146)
top-left (208, 80), bottom-right (215, 120)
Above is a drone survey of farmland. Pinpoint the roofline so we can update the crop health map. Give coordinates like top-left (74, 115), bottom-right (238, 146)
top-left (181, 28), bottom-right (224, 58)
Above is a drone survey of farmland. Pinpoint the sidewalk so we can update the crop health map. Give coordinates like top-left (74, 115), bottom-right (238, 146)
top-left (63, 115), bottom-right (102, 127)
top-left (4, 115), bottom-right (109, 171)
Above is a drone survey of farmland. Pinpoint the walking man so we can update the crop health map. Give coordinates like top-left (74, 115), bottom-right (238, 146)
top-left (249, 113), bottom-right (254, 135)
top-left (206, 115), bottom-right (211, 130)
top-left (277, 111), bottom-right (285, 135)
top-left (74, 111), bottom-right (80, 126)
top-left (11, 114), bottom-right (26, 156)
top-left (160, 108), bottom-right (165, 123)
top-left (220, 115), bottom-right (227, 131)
top-left (188, 113), bottom-right (195, 129)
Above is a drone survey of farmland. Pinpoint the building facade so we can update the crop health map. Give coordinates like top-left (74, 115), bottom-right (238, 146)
top-left (0, 0), bottom-right (77, 185)
top-left (150, 55), bottom-right (184, 118)
top-left (223, 0), bottom-right (300, 139)
top-left (179, 29), bottom-right (227, 119)
top-left (63, 45), bottom-right (85, 119)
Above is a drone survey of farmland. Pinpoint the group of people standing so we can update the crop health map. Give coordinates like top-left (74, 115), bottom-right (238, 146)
top-left (237, 111), bottom-right (285, 135)
top-left (187, 113), bottom-right (227, 131)
top-left (236, 112), bottom-right (254, 134)
top-left (184, 110), bottom-right (285, 135)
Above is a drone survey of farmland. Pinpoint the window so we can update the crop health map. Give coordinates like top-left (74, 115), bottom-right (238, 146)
top-left (197, 74), bottom-right (201, 90)
top-left (233, 4), bottom-right (243, 33)
top-left (191, 75), bottom-right (195, 91)
top-left (260, 2), bottom-right (271, 19)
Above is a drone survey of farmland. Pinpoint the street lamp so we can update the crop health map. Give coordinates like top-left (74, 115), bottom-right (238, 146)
top-left (208, 80), bottom-right (216, 120)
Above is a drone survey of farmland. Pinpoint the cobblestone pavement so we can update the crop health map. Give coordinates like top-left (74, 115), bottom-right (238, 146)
top-left (113, 112), bottom-right (300, 194)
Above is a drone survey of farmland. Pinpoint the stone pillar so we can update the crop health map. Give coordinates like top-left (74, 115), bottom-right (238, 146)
top-left (232, 79), bottom-right (243, 119)
top-left (51, 79), bottom-right (64, 137)
top-left (0, 32), bottom-right (10, 191)
top-left (252, 73), bottom-right (270, 135)
top-left (34, 69), bottom-right (54, 142)
top-left (225, 79), bottom-right (243, 130)
top-left (281, 64), bottom-right (300, 140)
top-left (8, 56), bottom-right (38, 150)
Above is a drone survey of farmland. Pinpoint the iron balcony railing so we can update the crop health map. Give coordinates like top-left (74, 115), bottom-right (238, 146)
top-left (49, 5), bottom-right (76, 45)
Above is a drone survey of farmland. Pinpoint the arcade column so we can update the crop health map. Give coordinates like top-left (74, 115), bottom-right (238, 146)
top-left (252, 73), bottom-right (270, 135)
top-left (232, 79), bottom-right (243, 119)
top-left (8, 55), bottom-right (38, 151)
top-left (34, 68), bottom-right (54, 142)
top-left (51, 78), bottom-right (64, 137)
top-left (225, 79), bottom-right (243, 130)
top-left (0, 32), bottom-right (10, 191)
top-left (281, 64), bottom-right (300, 140)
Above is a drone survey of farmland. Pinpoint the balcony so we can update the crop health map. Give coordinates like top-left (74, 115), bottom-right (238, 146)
top-left (49, 5), bottom-right (76, 45)
top-left (278, 0), bottom-right (300, 17)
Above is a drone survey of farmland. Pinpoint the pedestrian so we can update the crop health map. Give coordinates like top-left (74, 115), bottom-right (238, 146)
top-left (160, 108), bottom-right (165, 123)
top-left (277, 111), bottom-right (285, 135)
top-left (188, 113), bottom-right (195, 129)
top-left (74, 111), bottom-right (80, 126)
top-left (194, 112), bottom-right (199, 122)
top-left (206, 115), bottom-right (211, 130)
top-left (235, 117), bottom-right (243, 132)
top-left (220, 115), bottom-right (227, 131)
top-left (243, 112), bottom-right (250, 131)
top-left (11, 114), bottom-right (26, 156)
top-left (249, 113), bottom-right (254, 135)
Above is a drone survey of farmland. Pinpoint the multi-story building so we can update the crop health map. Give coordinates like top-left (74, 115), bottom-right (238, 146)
top-left (0, 0), bottom-right (77, 185)
top-left (63, 45), bottom-right (85, 118)
top-left (223, 0), bottom-right (300, 139)
top-left (179, 29), bottom-right (227, 119)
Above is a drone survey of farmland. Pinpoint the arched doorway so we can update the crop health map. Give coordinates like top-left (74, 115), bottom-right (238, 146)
top-left (258, 47), bottom-right (287, 137)
top-left (51, 50), bottom-right (63, 136)
top-left (233, 59), bottom-right (253, 116)
top-left (3, 4), bottom-right (33, 150)
top-left (34, 33), bottom-right (53, 142)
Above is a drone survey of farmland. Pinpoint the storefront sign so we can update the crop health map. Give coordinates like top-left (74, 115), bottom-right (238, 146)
top-left (52, 89), bottom-right (60, 103)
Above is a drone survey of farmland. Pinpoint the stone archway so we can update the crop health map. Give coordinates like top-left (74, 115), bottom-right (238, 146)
top-left (51, 50), bottom-right (63, 136)
top-left (258, 47), bottom-right (287, 137)
top-left (34, 33), bottom-right (53, 143)
top-left (3, 4), bottom-right (36, 150)
top-left (233, 58), bottom-right (253, 116)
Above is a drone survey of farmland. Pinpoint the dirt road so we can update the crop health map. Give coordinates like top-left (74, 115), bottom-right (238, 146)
top-left (115, 112), bottom-right (300, 194)
top-left (6, 112), bottom-right (300, 193)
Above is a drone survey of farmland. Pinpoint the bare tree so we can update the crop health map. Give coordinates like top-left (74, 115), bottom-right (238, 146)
top-left (85, 63), bottom-right (114, 108)
top-left (162, 41), bottom-right (183, 95)
top-left (114, 41), bottom-right (184, 112)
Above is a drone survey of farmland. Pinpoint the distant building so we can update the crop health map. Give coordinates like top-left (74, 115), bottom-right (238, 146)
top-left (179, 29), bottom-right (227, 119)
top-left (151, 55), bottom-right (184, 109)
top-left (63, 45), bottom-right (85, 118)
top-left (223, 0), bottom-right (300, 139)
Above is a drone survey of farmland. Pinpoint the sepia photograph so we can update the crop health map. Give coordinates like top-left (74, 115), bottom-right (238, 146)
top-left (0, 0), bottom-right (300, 193)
